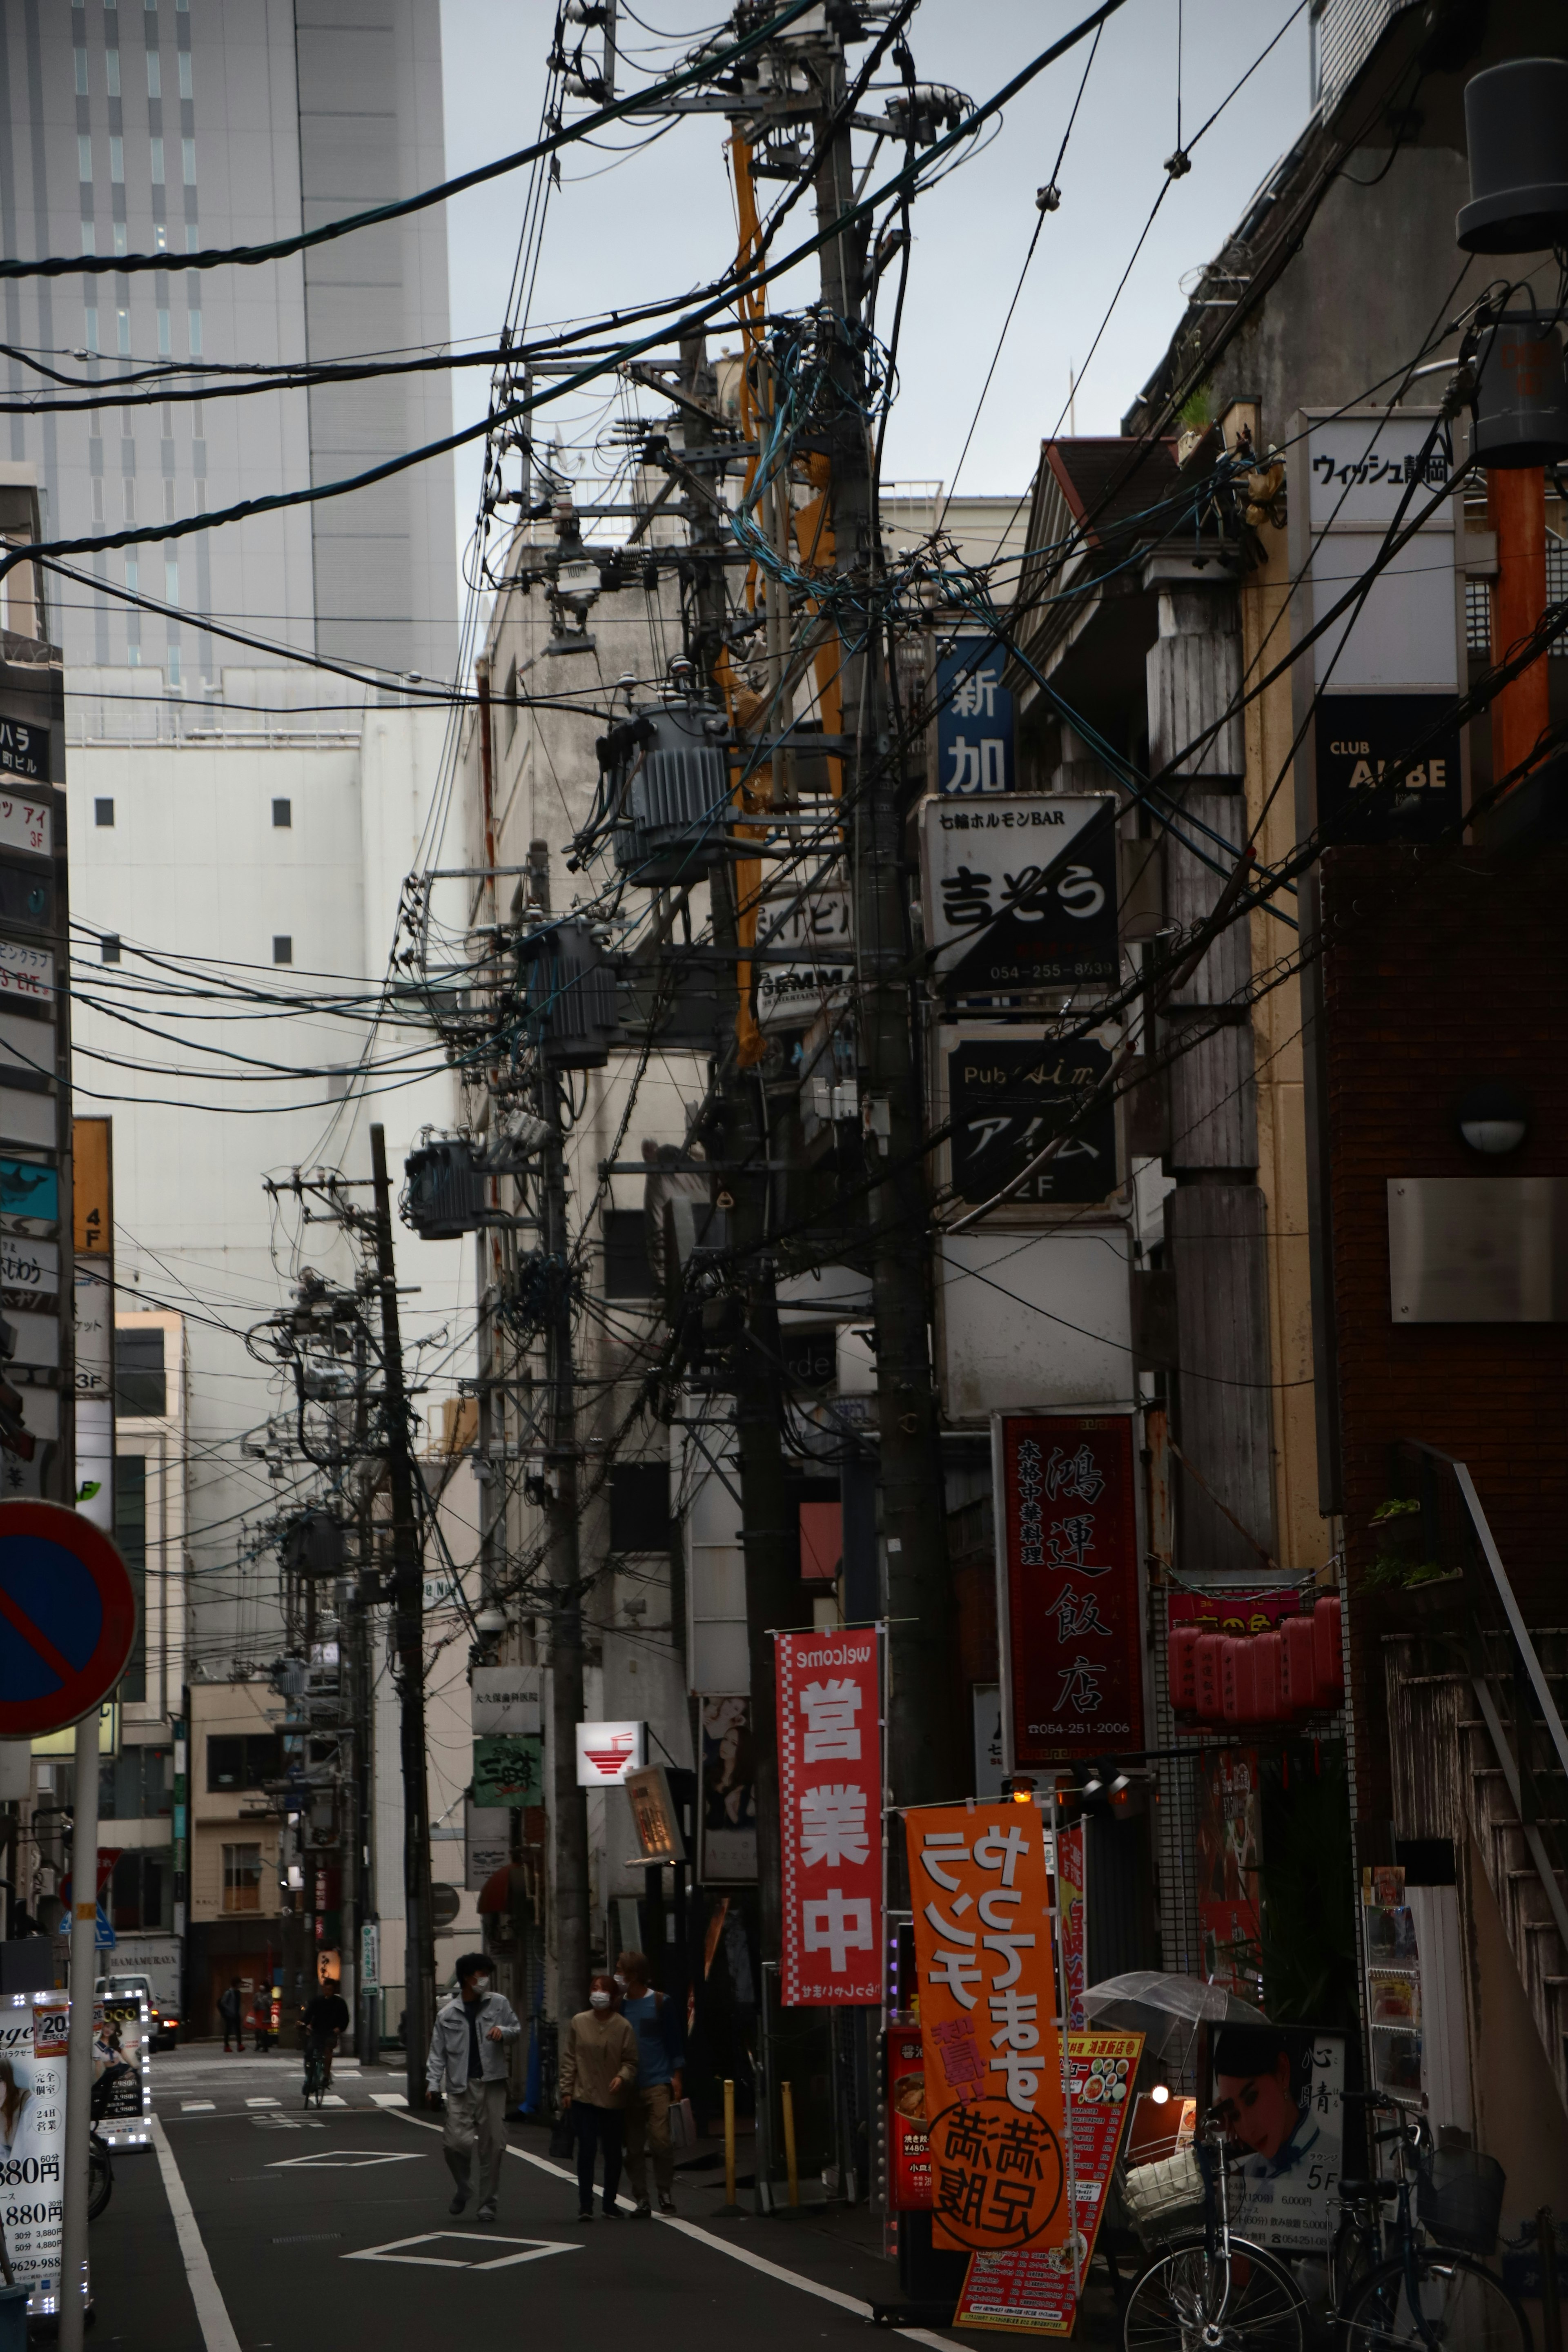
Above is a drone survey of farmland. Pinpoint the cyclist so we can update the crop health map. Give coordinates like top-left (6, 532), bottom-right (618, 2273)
top-left (302, 1982), bottom-right (351, 2090)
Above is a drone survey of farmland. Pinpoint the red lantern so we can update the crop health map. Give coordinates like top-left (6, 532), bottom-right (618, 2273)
top-left (1195, 1631), bottom-right (1225, 1722)
top-left (1281, 1613), bottom-right (1321, 1712)
top-left (1221, 1635), bottom-right (1260, 1725)
top-left (1168, 1623), bottom-right (1201, 1713)
top-left (1314, 1593), bottom-right (1344, 1699)
top-left (1253, 1628), bottom-right (1284, 1722)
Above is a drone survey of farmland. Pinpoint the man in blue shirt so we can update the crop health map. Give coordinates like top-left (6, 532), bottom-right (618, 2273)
top-left (616, 1949), bottom-right (685, 2216)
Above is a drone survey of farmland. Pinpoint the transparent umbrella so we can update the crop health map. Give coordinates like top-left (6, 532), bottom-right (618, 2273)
top-left (1081, 1971), bottom-right (1265, 2067)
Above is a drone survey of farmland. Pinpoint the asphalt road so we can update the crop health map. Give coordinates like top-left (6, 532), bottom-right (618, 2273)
top-left (83, 2048), bottom-right (980, 2352)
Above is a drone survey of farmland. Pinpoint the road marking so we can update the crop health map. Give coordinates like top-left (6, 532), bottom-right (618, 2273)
top-left (245, 2097), bottom-right (281, 2109)
top-left (181, 2101), bottom-right (216, 2113)
top-left (269, 2150), bottom-right (425, 2170)
top-left (150, 2115), bottom-right (243, 2352)
top-left (370, 2091), bottom-right (408, 2107)
top-left (344, 2230), bottom-right (580, 2272)
top-left (321, 2094), bottom-right (347, 2107)
top-left (390, 2111), bottom-right (960, 2345)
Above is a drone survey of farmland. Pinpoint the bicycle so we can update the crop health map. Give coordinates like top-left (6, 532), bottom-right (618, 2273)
top-left (301, 2038), bottom-right (330, 2108)
top-left (1122, 2110), bottom-right (1307, 2352)
top-left (1332, 2093), bottom-right (1530, 2352)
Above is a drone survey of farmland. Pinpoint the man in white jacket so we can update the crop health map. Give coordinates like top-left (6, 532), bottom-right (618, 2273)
top-left (425, 1952), bottom-right (521, 2222)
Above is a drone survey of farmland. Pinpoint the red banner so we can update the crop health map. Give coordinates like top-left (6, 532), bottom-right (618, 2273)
top-left (888, 2023), bottom-right (933, 2209)
top-left (776, 1627), bottom-right (882, 2006)
top-left (998, 1414), bottom-right (1142, 1762)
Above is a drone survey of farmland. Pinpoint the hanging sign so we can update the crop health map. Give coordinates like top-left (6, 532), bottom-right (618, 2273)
top-left (935, 637), bottom-right (1016, 796)
top-left (954, 2029), bottom-right (1143, 2334)
top-left (942, 1025), bottom-right (1120, 1208)
top-left (907, 1801), bottom-right (1068, 2256)
top-left (920, 795), bottom-right (1117, 996)
top-left (753, 883), bottom-right (853, 1032)
top-left (1055, 1822), bottom-right (1087, 2033)
top-left (574, 1719), bottom-right (646, 1786)
top-left (0, 1503), bottom-right (138, 1738)
top-left (996, 1414), bottom-right (1142, 1765)
top-left (473, 1734), bottom-right (543, 1806)
top-left (470, 1665), bottom-right (541, 1737)
top-left (776, 1627), bottom-right (881, 2005)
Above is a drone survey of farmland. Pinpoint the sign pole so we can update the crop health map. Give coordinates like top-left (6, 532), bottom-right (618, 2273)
top-left (60, 1708), bottom-right (98, 2349)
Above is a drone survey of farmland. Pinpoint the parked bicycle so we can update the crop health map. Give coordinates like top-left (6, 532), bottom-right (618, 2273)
top-left (1120, 2094), bottom-right (1530, 2352)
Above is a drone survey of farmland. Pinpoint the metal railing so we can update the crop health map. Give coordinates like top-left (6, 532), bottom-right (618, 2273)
top-left (1389, 1440), bottom-right (1568, 1955)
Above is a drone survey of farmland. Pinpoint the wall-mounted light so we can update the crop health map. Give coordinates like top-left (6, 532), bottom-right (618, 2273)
top-left (1455, 1081), bottom-right (1530, 1156)
top-left (1149, 2082), bottom-right (1171, 2107)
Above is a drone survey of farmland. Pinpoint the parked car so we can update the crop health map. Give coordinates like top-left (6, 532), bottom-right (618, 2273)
top-left (96, 1970), bottom-right (179, 2051)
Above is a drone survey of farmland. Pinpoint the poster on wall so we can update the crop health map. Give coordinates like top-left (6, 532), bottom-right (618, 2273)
top-left (699, 1697), bottom-right (757, 1883)
top-left (954, 2029), bottom-right (1143, 2335)
top-left (887, 2024), bottom-right (932, 2211)
top-left (1196, 1751), bottom-right (1264, 2008)
top-left (907, 1802), bottom-right (1068, 2257)
top-left (1215, 2024), bottom-right (1345, 2253)
top-left (94, 1994), bottom-right (150, 2149)
top-left (0, 1993), bottom-right (67, 2314)
top-left (776, 1628), bottom-right (882, 2005)
top-left (996, 1414), bottom-right (1142, 1764)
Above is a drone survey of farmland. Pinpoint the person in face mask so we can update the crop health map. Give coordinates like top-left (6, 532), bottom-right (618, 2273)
top-left (558, 1973), bottom-right (638, 2221)
top-left (425, 1952), bottom-right (521, 2223)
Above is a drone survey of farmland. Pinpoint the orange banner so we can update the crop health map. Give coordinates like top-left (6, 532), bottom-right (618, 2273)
top-left (906, 1803), bottom-right (1069, 2255)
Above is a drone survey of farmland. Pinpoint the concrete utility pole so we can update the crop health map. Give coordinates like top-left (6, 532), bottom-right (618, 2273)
top-left (680, 332), bottom-right (797, 1965)
top-left (368, 1123), bottom-right (435, 2103)
top-left (530, 849), bottom-right (592, 2021)
top-left (809, 38), bottom-right (956, 1813)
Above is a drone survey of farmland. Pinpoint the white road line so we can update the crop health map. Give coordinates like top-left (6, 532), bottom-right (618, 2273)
top-left (370, 2091), bottom-right (408, 2107)
top-left (390, 2110), bottom-right (961, 2345)
top-left (244, 2097), bottom-right (281, 2109)
top-left (180, 2101), bottom-right (216, 2113)
top-left (150, 2116), bottom-right (243, 2352)
top-left (321, 2095), bottom-right (347, 2108)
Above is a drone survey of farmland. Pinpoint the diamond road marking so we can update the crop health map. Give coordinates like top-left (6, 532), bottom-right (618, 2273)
top-left (245, 2098), bottom-right (281, 2109)
top-left (343, 2232), bottom-right (581, 2272)
top-left (369, 2092), bottom-right (408, 2107)
top-left (270, 2150), bottom-right (425, 2171)
top-left (181, 2101), bottom-right (216, 2113)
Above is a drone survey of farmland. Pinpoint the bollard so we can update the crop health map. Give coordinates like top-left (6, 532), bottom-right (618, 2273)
top-left (721, 2077), bottom-right (742, 2216)
top-left (781, 2080), bottom-right (800, 2209)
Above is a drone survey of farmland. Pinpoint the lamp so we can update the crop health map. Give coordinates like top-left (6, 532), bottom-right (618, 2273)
top-left (1149, 2082), bottom-right (1171, 2107)
top-left (1456, 1081), bottom-right (1529, 1156)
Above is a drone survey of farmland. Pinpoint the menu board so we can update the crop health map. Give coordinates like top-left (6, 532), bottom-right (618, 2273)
top-left (954, 2030), bottom-right (1143, 2335)
top-left (887, 2024), bottom-right (932, 2210)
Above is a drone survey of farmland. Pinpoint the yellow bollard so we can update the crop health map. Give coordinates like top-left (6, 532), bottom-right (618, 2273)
top-left (781, 2080), bottom-right (800, 2208)
top-left (722, 2076), bottom-right (740, 2214)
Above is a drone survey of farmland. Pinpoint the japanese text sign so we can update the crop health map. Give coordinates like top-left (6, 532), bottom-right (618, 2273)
top-left (955, 2029), bottom-right (1143, 2334)
top-left (935, 638), bottom-right (1015, 796)
top-left (777, 1628), bottom-right (881, 2005)
top-left (907, 1801), bottom-right (1067, 2254)
top-left (919, 794), bottom-right (1117, 995)
top-left (998, 1414), bottom-right (1142, 1764)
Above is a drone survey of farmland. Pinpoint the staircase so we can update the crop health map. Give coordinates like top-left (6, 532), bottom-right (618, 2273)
top-left (1382, 1447), bottom-right (1568, 2119)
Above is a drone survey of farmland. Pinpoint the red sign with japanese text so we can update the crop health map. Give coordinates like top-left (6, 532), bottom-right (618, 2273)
top-left (907, 1802), bottom-right (1068, 2256)
top-left (1166, 1587), bottom-right (1301, 1637)
top-left (955, 2030), bottom-right (1144, 2334)
top-left (1055, 1823), bottom-right (1086, 2031)
top-left (999, 1414), bottom-right (1142, 1762)
top-left (776, 1628), bottom-right (882, 2007)
top-left (888, 2026), bottom-right (933, 2209)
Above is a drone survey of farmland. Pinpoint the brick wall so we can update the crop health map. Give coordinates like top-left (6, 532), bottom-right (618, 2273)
top-left (1321, 844), bottom-right (1568, 1832)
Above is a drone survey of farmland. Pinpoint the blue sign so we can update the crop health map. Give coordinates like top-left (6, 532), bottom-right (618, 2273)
top-left (0, 1158), bottom-right (56, 1225)
top-left (95, 1903), bottom-right (115, 1949)
top-left (935, 636), bottom-right (1015, 796)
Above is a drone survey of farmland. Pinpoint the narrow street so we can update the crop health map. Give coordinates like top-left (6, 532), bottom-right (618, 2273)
top-left (88, 2051), bottom-right (987, 2352)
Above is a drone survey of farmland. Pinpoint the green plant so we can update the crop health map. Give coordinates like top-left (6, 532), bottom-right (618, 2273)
top-left (1177, 386), bottom-right (1211, 431)
top-left (1363, 1496), bottom-right (1455, 1590)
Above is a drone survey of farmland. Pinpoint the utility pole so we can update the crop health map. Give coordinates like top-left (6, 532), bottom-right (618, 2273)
top-left (811, 38), bottom-right (956, 1813)
top-left (530, 849), bottom-right (592, 2021)
top-left (368, 1123), bottom-right (435, 2103)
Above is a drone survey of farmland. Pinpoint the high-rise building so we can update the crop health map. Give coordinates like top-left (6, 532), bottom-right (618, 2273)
top-left (0, 0), bottom-right (456, 685)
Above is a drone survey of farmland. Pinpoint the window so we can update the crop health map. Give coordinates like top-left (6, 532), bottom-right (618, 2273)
top-left (178, 51), bottom-right (192, 96)
top-left (78, 134), bottom-right (93, 184)
top-left (116, 307), bottom-right (130, 355)
top-left (99, 1744), bottom-right (171, 1825)
top-left (105, 47), bottom-right (120, 96)
top-left (156, 307), bottom-right (170, 356)
top-left (608, 1461), bottom-right (673, 1553)
top-left (100, 935), bottom-right (121, 962)
top-left (114, 1455), bottom-right (147, 1700)
top-left (181, 137), bottom-right (196, 185)
top-left (113, 220), bottom-right (127, 256)
top-left (165, 555), bottom-right (178, 605)
top-left (146, 50), bottom-right (160, 96)
top-left (80, 223), bottom-right (96, 256)
top-left (272, 936), bottom-right (292, 965)
top-left (109, 135), bottom-right (124, 183)
top-left (187, 307), bottom-right (202, 356)
top-left (221, 1844), bottom-right (263, 1915)
top-left (83, 307), bottom-right (99, 353)
top-left (149, 136), bottom-right (164, 183)
top-left (167, 646), bottom-right (181, 686)
top-left (122, 478), bottom-right (135, 523)
top-left (207, 1735), bottom-right (280, 1794)
top-left (603, 1208), bottom-right (655, 1298)
top-left (74, 48), bottom-right (89, 95)
top-left (272, 798), bottom-right (291, 829)
top-left (114, 1325), bottom-right (165, 1416)
top-left (94, 799), bottom-right (115, 828)
top-left (108, 1850), bottom-right (168, 1932)
top-left (91, 479), bottom-right (105, 523)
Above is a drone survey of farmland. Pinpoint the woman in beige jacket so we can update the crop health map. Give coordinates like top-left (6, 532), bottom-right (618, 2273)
top-left (559, 1973), bottom-right (638, 2219)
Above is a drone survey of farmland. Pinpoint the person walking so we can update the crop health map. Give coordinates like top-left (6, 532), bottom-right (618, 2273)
top-left (217, 1979), bottom-right (244, 2053)
top-left (616, 1950), bottom-right (685, 2217)
top-left (558, 1973), bottom-right (637, 2221)
top-left (425, 1953), bottom-right (521, 2224)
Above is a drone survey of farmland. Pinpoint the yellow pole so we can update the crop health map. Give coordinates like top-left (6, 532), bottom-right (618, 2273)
top-left (781, 2080), bottom-right (800, 2208)
top-left (722, 2077), bottom-right (739, 2214)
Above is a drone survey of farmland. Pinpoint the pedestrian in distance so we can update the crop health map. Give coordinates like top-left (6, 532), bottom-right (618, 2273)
top-left (217, 1978), bottom-right (244, 2053)
top-left (425, 1952), bottom-right (521, 2224)
top-left (559, 1972), bottom-right (637, 2221)
top-left (615, 1949), bottom-right (685, 2217)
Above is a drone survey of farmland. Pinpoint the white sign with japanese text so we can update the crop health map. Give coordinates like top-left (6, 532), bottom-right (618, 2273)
top-left (471, 1665), bottom-right (542, 1737)
top-left (0, 797), bottom-right (50, 863)
top-left (0, 941), bottom-right (53, 1006)
top-left (919, 794), bottom-right (1118, 994)
top-left (753, 883), bottom-right (853, 1032)
top-left (776, 1628), bottom-right (882, 2006)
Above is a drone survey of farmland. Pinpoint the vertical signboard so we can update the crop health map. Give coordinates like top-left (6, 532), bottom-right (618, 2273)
top-left (995, 1414), bottom-right (1143, 1766)
top-left (935, 637), bottom-right (1016, 796)
top-left (1196, 1750), bottom-right (1264, 2006)
top-left (71, 1119), bottom-right (113, 1532)
top-left (776, 1627), bottom-right (881, 2005)
top-left (0, 1991), bottom-right (68, 2315)
top-left (1220, 2027), bottom-right (1345, 2253)
top-left (887, 2024), bottom-right (933, 2210)
top-left (920, 797), bottom-right (1118, 997)
top-left (699, 1697), bottom-right (757, 1884)
top-left (93, 1993), bottom-right (149, 2149)
top-left (907, 1802), bottom-right (1069, 2256)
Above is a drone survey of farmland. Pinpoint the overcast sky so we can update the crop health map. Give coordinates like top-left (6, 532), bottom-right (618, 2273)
top-left (437, 0), bottom-right (1311, 596)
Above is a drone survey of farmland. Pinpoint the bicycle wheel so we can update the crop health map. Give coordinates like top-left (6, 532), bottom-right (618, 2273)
top-left (1332, 2212), bottom-right (1383, 2323)
top-left (1123, 2233), bottom-right (1306, 2352)
top-left (87, 2147), bottom-right (113, 2221)
top-left (1343, 2252), bottom-right (1532, 2352)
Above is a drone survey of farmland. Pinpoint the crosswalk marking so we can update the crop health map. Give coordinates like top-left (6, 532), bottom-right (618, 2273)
top-left (370, 2092), bottom-right (408, 2108)
top-left (321, 2094), bottom-right (347, 2107)
top-left (245, 2097), bottom-right (281, 2109)
top-left (181, 2101), bottom-right (216, 2112)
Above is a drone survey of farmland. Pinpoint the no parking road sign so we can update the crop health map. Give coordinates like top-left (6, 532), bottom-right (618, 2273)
top-left (0, 1501), bottom-right (137, 1736)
